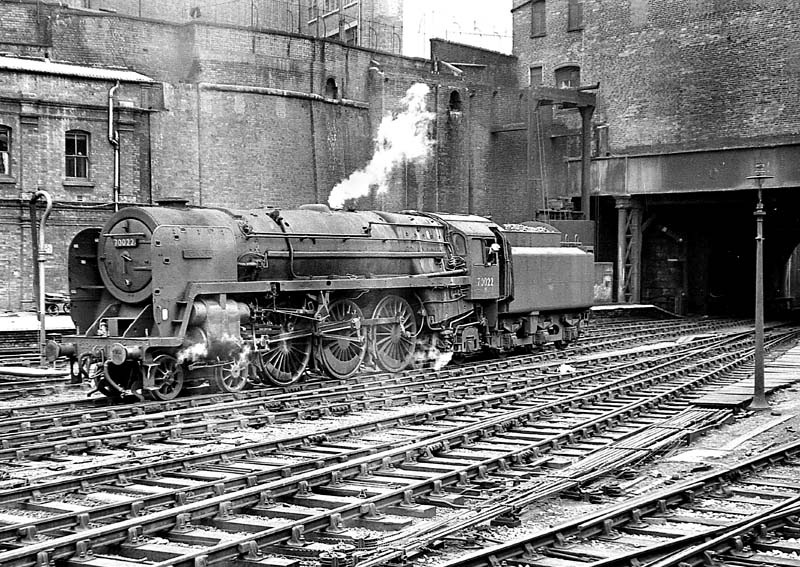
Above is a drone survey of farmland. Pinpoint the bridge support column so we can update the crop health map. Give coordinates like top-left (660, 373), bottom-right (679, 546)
top-left (615, 195), bottom-right (642, 303)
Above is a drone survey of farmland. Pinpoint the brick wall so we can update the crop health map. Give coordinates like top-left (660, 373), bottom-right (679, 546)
top-left (0, 3), bottom-right (49, 52)
top-left (0, 73), bottom-right (151, 204)
top-left (83, 0), bottom-right (296, 31)
top-left (513, 0), bottom-right (800, 154)
top-left (82, 0), bottom-right (402, 54)
top-left (0, 3), bottom-right (500, 310)
top-left (0, 202), bottom-right (110, 310)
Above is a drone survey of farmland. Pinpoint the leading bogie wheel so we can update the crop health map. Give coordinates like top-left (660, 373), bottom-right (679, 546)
top-left (371, 295), bottom-right (417, 373)
top-left (317, 298), bottom-right (366, 380)
top-left (213, 355), bottom-right (251, 393)
top-left (146, 354), bottom-right (185, 401)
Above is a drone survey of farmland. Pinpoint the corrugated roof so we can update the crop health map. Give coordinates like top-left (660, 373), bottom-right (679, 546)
top-left (0, 56), bottom-right (153, 83)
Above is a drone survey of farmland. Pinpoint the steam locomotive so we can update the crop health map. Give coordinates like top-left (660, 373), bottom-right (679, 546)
top-left (47, 201), bottom-right (594, 401)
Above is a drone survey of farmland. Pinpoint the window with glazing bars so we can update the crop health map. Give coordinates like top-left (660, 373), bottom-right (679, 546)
top-left (66, 130), bottom-right (90, 178)
top-left (0, 127), bottom-right (9, 175)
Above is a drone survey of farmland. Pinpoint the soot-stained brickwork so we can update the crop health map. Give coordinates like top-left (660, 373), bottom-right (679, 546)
top-left (512, 0), bottom-right (800, 312)
top-left (514, 0), bottom-right (800, 152)
top-left (0, 2), bottom-right (518, 310)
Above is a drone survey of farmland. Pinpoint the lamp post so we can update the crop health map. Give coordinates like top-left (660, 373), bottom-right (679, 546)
top-left (746, 163), bottom-right (773, 411)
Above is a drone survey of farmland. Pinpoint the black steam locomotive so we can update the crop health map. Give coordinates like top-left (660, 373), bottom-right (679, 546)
top-left (48, 202), bottom-right (594, 400)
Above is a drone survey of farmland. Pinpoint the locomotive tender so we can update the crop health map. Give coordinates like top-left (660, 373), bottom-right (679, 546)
top-left (48, 201), bottom-right (594, 400)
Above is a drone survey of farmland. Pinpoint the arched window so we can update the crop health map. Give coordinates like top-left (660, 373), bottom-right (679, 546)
top-left (325, 77), bottom-right (339, 99)
top-left (555, 65), bottom-right (580, 89)
top-left (66, 130), bottom-right (90, 179)
top-left (0, 127), bottom-right (10, 175)
top-left (448, 90), bottom-right (462, 112)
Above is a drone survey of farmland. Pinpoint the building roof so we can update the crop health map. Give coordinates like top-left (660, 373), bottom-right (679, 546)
top-left (0, 55), bottom-right (154, 83)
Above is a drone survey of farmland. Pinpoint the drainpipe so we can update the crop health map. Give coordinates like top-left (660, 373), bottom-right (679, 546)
top-left (30, 190), bottom-right (53, 367)
top-left (108, 81), bottom-right (120, 211)
top-left (433, 83), bottom-right (439, 211)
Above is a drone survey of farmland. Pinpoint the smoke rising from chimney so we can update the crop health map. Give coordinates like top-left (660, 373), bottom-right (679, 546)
top-left (327, 82), bottom-right (435, 209)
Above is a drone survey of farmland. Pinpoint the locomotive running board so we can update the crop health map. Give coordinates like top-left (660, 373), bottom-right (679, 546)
top-left (183, 274), bottom-right (471, 296)
top-left (274, 275), bottom-right (471, 292)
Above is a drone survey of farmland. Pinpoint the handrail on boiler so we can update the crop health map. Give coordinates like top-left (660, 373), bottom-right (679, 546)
top-left (243, 231), bottom-right (447, 244)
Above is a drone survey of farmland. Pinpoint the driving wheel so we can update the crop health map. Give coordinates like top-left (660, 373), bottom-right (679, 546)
top-left (371, 295), bottom-right (417, 373)
top-left (317, 299), bottom-right (366, 380)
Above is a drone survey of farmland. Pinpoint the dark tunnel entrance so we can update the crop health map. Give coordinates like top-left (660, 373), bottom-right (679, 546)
top-left (635, 189), bottom-right (800, 317)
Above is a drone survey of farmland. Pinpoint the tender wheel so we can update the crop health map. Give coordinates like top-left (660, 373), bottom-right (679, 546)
top-left (371, 295), bottom-right (417, 373)
top-left (213, 356), bottom-right (251, 393)
top-left (46, 304), bottom-right (59, 315)
top-left (317, 299), bottom-right (366, 380)
top-left (258, 313), bottom-right (312, 386)
top-left (146, 354), bottom-right (185, 401)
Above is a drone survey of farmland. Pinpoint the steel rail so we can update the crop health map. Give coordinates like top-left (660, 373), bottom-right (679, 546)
top-left (0, 330), bottom-right (772, 567)
top-left (432, 438), bottom-right (800, 567)
top-left (0, 335), bottom-right (739, 503)
top-left (0, 316), bottom-right (746, 422)
top-left (0, 336), bottom-right (729, 460)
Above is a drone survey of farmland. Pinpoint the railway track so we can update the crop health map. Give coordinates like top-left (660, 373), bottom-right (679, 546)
top-left (0, 334), bottom-right (724, 465)
top-left (435, 435), bottom-right (800, 567)
top-left (0, 320), bottom-right (748, 460)
top-left (0, 324), bottom-right (794, 567)
top-left (0, 315), bottom-right (751, 410)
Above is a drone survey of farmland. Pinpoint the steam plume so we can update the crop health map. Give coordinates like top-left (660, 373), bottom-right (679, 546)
top-left (327, 82), bottom-right (435, 209)
top-left (177, 333), bottom-right (244, 365)
top-left (414, 342), bottom-right (454, 371)
top-left (177, 341), bottom-right (207, 365)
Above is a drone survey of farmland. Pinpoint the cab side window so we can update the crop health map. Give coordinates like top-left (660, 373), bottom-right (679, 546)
top-left (471, 238), bottom-right (500, 266)
top-left (470, 239), bottom-right (485, 266)
top-left (452, 234), bottom-right (467, 256)
top-left (484, 239), bottom-right (500, 265)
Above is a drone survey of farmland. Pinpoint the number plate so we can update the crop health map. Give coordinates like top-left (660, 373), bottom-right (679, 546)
top-left (113, 238), bottom-right (138, 248)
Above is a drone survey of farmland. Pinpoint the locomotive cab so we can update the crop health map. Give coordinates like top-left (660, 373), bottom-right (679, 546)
top-left (431, 214), bottom-right (506, 302)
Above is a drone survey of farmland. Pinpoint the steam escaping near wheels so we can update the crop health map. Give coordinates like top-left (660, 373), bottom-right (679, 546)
top-left (176, 341), bottom-right (208, 364)
top-left (176, 333), bottom-right (244, 365)
top-left (415, 345), bottom-right (454, 371)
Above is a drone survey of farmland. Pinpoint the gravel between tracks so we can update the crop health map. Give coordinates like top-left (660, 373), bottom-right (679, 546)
top-left (2, 331), bottom-right (799, 567)
top-left (421, 379), bottom-right (800, 565)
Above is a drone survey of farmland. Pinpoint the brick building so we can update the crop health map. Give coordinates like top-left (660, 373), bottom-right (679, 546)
top-left (65, 0), bottom-right (405, 54)
top-left (5, 0), bottom-right (793, 316)
top-left (511, 0), bottom-right (800, 313)
top-left (0, 1), bottom-right (497, 311)
top-left (0, 54), bottom-right (154, 310)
